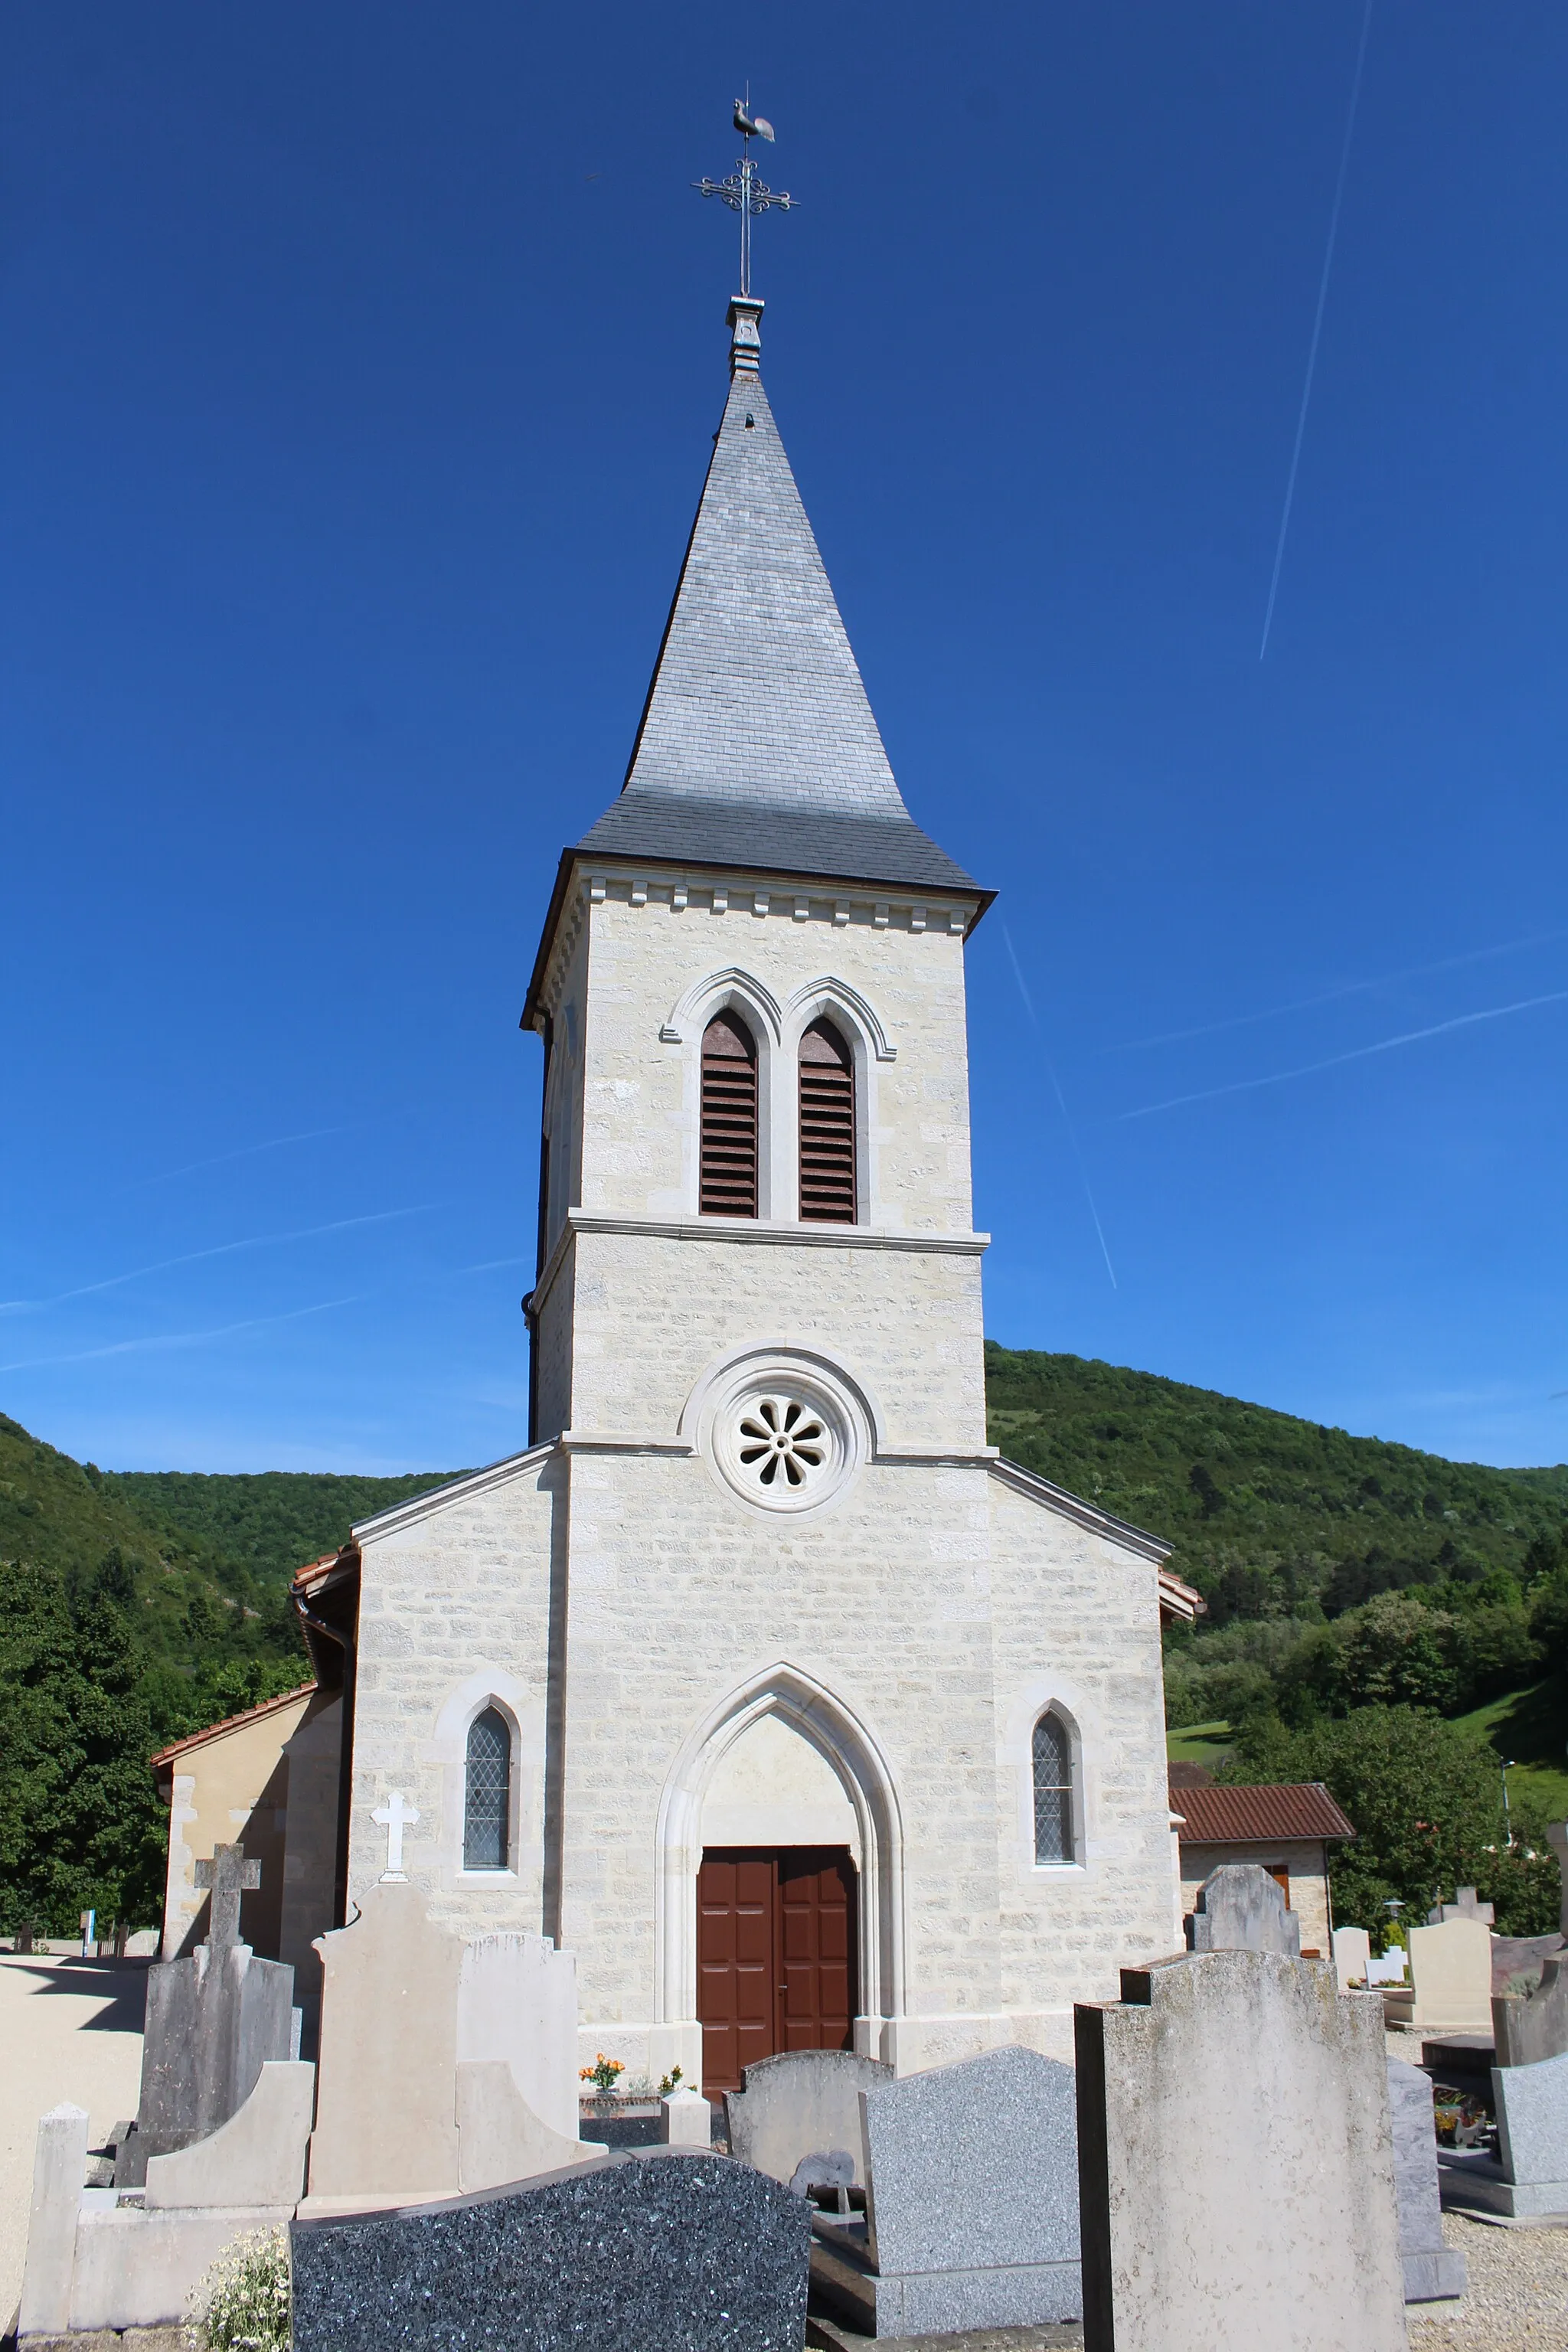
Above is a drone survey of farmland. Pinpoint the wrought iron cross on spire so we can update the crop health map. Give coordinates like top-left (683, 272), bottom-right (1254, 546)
top-left (692, 96), bottom-right (795, 297)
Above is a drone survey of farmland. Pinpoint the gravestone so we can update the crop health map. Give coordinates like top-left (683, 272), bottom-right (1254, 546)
top-left (1428, 1886), bottom-right (1494, 1927)
top-left (1490, 1929), bottom-right (1563, 1996)
top-left (1408, 1916), bottom-right (1492, 2034)
top-left (1387, 2060), bottom-right (1466, 2301)
top-left (1446, 2050), bottom-right (1568, 2218)
top-left (1493, 2049), bottom-right (1568, 2211)
top-left (116, 1843), bottom-right (295, 2186)
top-left (1333, 1924), bottom-right (1371, 1991)
top-left (810, 2045), bottom-right (1080, 2337)
top-left (306, 1874), bottom-right (599, 2205)
top-left (1185, 1862), bottom-right (1301, 1957)
top-left (724, 2049), bottom-right (891, 2188)
top-left (1494, 1953), bottom-right (1568, 2069)
top-left (290, 2148), bottom-right (810, 2352)
top-left (1075, 1950), bottom-right (1405, 2352)
top-left (457, 1929), bottom-right (580, 2141)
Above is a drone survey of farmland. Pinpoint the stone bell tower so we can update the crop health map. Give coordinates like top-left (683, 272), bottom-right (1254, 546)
top-left (340, 291), bottom-right (1185, 2099)
top-left (521, 292), bottom-right (991, 1465)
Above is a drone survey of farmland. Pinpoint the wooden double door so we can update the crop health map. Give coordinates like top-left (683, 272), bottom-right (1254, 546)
top-left (697, 1847), bottom-right (859, 2095)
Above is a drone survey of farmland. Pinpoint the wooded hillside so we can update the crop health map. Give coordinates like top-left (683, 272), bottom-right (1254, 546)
top-left (4, 1350), bottom-right (1566, 1932)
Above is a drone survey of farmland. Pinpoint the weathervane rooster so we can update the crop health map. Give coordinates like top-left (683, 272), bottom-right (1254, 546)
top-left (694, 94), bottom-right (794, 296)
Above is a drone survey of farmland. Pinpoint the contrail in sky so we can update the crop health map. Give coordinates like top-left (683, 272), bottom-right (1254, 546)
top-left (0, 1205), bottom-right (432, 1315)
top-left (1112, 929), bottom-right (1568, 1052)
top-left (1001, 926), bottom-right (1118, 1289)
top-left (0, 1296), bottom-right (358, 1375)
top-left (1119, 989), bottom-right (1568, 1121)
top-left (1259, 0), bottom-right (1374, 659)
top-left (123, 1125), bottom-right (358, 1189)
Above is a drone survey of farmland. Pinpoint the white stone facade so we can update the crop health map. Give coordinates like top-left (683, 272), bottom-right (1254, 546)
top-left (341, 856), bottom-right (1179, 2082)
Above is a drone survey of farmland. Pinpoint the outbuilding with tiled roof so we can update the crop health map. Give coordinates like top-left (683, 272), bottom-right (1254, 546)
top-left (1169, 1775), bottom-right (1355, 1958)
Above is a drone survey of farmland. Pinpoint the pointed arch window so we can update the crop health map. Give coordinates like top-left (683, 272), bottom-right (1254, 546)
top-left (1032, 1710), bottom-right (1076, 1864)
top-left (799, 1018), bottom-right (856, 1223)
top-left (701, 1012), bottom-right (760, 1217)
top-left (464, 1707), bottom-right (511, 1870)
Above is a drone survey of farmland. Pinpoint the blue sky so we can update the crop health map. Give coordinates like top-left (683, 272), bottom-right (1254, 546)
top-left (3, 2), bottom-right (1565, 1474)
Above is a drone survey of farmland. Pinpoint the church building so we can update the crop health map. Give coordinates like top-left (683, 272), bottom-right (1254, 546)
top-left (167, 289), bottom-right (1201, 2092)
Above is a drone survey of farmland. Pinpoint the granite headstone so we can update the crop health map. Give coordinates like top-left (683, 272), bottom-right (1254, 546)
top-left (1494, 1953), bottom-right (1568, 2069)
top-left (1387, 2060), bottom-right (1466, 2301)
top-left (290, 2148), bottom-right (810, 2352)
top-left (1493, 2048), bottom-right (1568, 2208)
top-left (116, 1843), bottom-right (294, 2187)
top-left (1185, 1863), bottom-right (1301, 1958)
top-left (724, 2049), bottom-right (891, 2188)
top-left (809, 2044), bottom-right (1080, 2338)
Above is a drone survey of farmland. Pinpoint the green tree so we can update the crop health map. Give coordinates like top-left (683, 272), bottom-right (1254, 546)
top-left (1218, 1704), bottom-right (1549, 1936)
top-left (1331, 1593), bottom-right (1457, 1712)
top-left (1473, 1798), bottom-right (1563, 1939)
top-left (0, 1563), bottom-right (168, 1932)
top-left (1529, 1565), bottom-right (1568, 1673)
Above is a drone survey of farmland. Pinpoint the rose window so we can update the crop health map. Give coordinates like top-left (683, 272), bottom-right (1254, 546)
top-left (737, 1396), bottom-right (826, 1492)
top-left (700, 1352), bottom-right (867, 1519)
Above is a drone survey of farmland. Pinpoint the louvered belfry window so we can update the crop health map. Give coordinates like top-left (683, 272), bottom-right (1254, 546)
top-left (701, 1011), bottom-right (760, 1217)
top-left (799, 1018), bottom-right (857, 1223)
top-left (464, 1707), bottom-right (511, 1870)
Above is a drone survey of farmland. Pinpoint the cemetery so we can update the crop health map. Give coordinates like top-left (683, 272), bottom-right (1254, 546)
top-left (25, 1844), bottom-right (1568, 2349)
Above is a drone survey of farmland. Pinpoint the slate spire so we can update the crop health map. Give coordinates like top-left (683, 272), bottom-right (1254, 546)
top-left (573, 300), bottom-right (978, 894)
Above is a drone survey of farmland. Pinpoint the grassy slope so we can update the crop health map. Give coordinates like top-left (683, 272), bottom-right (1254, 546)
top-left (1450, 1684), bottom-right (1568, 1816)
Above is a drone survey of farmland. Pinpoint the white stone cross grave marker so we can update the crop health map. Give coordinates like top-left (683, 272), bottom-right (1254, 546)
top-left (372, 1791), bottom-right (420, 1880)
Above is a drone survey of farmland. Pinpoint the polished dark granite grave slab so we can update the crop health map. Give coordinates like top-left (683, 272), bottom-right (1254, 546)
top-left (290, 2147), bottom-right (810, 2352)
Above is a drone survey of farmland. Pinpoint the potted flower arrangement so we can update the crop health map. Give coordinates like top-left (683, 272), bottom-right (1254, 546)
top-left (580, 2053), bottom-right (626, 2116)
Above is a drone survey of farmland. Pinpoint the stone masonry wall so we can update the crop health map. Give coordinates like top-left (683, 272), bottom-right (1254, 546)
top-left (347, 1452), bottom-right (561, 1932)
top-left (573, 879), bottom-right (977, 1236)
top-left (345, 1439), bottom-right (1175, 2077)
top-left (562, 1225), bottom-right (987, 1451)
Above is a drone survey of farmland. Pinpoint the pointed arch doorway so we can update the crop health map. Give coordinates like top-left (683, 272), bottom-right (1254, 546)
top-left (655, 1663), bottom-right (906, 2096)
top-left (697, 1846), bottom-right (858, 2094)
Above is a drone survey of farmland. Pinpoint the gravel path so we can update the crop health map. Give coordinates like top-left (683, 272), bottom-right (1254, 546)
top-left (1408, 2212), bottom-right (1568, 2351)
top-left (0, 1953), bottom-right (147, 2328)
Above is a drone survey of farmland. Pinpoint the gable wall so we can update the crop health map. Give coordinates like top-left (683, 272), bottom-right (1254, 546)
top-left (346, 1452), bottom-right (562, 1934)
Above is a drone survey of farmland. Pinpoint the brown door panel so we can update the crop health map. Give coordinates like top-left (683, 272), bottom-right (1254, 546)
top-left (697, 1847), bottom-right (858, 2092)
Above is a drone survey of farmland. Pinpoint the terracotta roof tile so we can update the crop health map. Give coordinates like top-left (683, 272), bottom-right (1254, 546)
top-left (1170, 1781), bottom-right (1355, 1844)
top-left (150, 1681), bottom-right (317, 1772)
